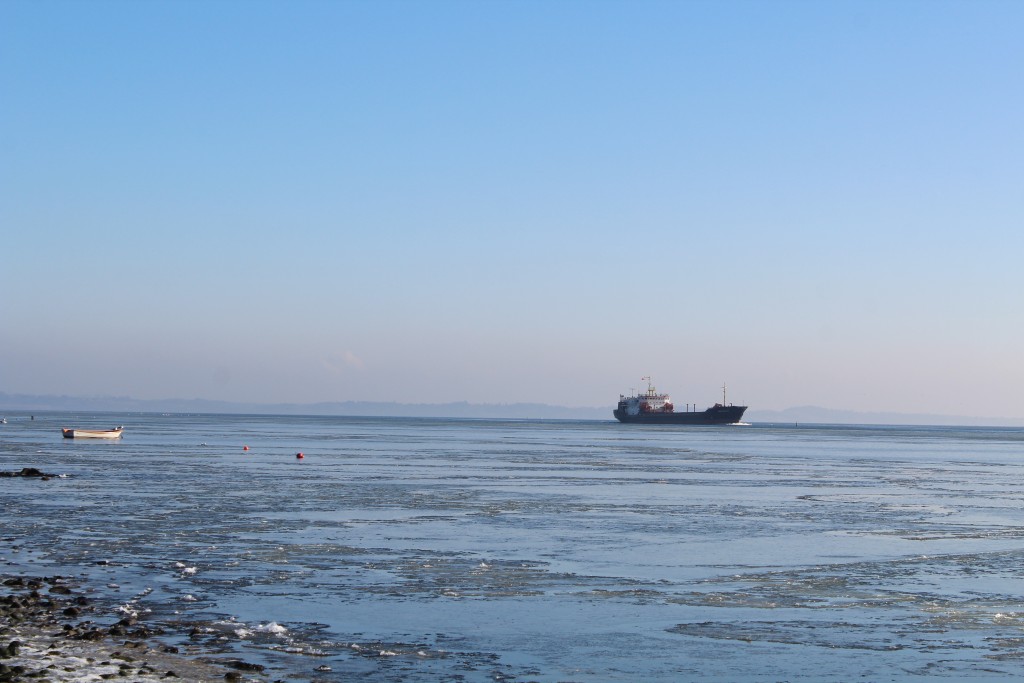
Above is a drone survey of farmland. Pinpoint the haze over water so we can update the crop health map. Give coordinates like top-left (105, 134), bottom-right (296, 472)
top-left (4, 413), bottom-right (1024, 681)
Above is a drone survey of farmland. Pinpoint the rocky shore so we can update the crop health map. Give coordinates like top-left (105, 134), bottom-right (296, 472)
top-left (0, 574), bottom-right (268, 682)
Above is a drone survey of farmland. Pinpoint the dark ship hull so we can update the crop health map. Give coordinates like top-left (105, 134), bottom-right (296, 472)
top-left (613, 404), bottom-right (747, 425)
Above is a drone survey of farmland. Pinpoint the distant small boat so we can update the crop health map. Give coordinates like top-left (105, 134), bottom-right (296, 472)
top-left (62, 427), bottom-right (124, 439)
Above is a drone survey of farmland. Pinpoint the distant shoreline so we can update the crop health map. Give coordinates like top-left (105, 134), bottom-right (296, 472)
top-left (1, 396), bottom-right (1022, 428)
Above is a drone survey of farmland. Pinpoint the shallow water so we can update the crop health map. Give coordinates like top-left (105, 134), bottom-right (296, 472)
top-left (3, 413), bottom-right (1024, 681)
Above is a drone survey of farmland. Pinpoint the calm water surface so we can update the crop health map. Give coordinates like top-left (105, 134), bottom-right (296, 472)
top-left (2, 413), bottom-right (1024, 681)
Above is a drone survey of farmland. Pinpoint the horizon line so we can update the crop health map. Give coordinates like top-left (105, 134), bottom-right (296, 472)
top-left (1, 391), bottom-right (1022, 427)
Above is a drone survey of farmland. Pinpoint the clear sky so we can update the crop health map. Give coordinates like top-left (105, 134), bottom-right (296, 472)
top-left (2, 0), bottom-right (1022, 418)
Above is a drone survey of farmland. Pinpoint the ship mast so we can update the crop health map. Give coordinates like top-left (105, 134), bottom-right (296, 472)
top-left (722, 382), bottom-right (727, 406)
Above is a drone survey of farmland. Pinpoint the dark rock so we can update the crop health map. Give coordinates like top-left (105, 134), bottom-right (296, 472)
top-left (130, 626), bottom-right (161, 638)
top-left (226, 660), bottom-right (265, 672)
top-left (74, 628), bottom-right (105, 641)
top-left (0, 467), bottom-right (58, 478)
top-left (0, 665), bottom-right (27, 683)
top-left (0, 641), bottom-right (17, 659)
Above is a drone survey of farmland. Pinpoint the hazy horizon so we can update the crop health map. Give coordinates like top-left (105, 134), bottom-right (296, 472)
top-left (3, 389), bottom-right (1023, 428)
top-left (3, 1), bottom-right (1021, 420)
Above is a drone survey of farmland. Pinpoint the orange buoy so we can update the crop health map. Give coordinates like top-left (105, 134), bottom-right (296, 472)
top-left (243, 445), bottom-right (249, 451)
top-left (296, 452), bottom-right (304, 459)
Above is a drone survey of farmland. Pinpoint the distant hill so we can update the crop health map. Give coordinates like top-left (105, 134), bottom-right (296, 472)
top-left (0, 391), bottom-right (609, 420)
top-left (1, 392), bottom-right (1020, 426)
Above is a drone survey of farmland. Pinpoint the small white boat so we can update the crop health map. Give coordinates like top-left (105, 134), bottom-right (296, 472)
top-left (62, 427), bottom-right (124, 439)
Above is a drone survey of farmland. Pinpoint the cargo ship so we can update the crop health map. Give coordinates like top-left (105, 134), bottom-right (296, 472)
top-left (613, 378), bottom-right (747, 425)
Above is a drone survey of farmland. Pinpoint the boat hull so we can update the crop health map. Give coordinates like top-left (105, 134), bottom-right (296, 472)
top-left (613, 405), bottom-right (746, 425)
top-left (62, 428), bottom-right (123, 439)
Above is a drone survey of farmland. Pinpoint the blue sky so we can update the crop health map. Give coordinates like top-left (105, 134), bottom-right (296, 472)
top-left (2, 0), bottom-right (1022, 417)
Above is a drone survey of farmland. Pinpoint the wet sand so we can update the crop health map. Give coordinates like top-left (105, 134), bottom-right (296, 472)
top-left (1, 573), bottom-right (268, 682)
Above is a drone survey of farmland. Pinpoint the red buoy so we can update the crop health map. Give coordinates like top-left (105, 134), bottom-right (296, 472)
top-left (243, 445), bottom-right (249, 451)
top-left (296, 452), bottom-right (304, 459)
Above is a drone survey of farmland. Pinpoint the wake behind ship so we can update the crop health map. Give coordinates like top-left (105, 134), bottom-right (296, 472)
top-left (614, 378), bottom-right (747, 425)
